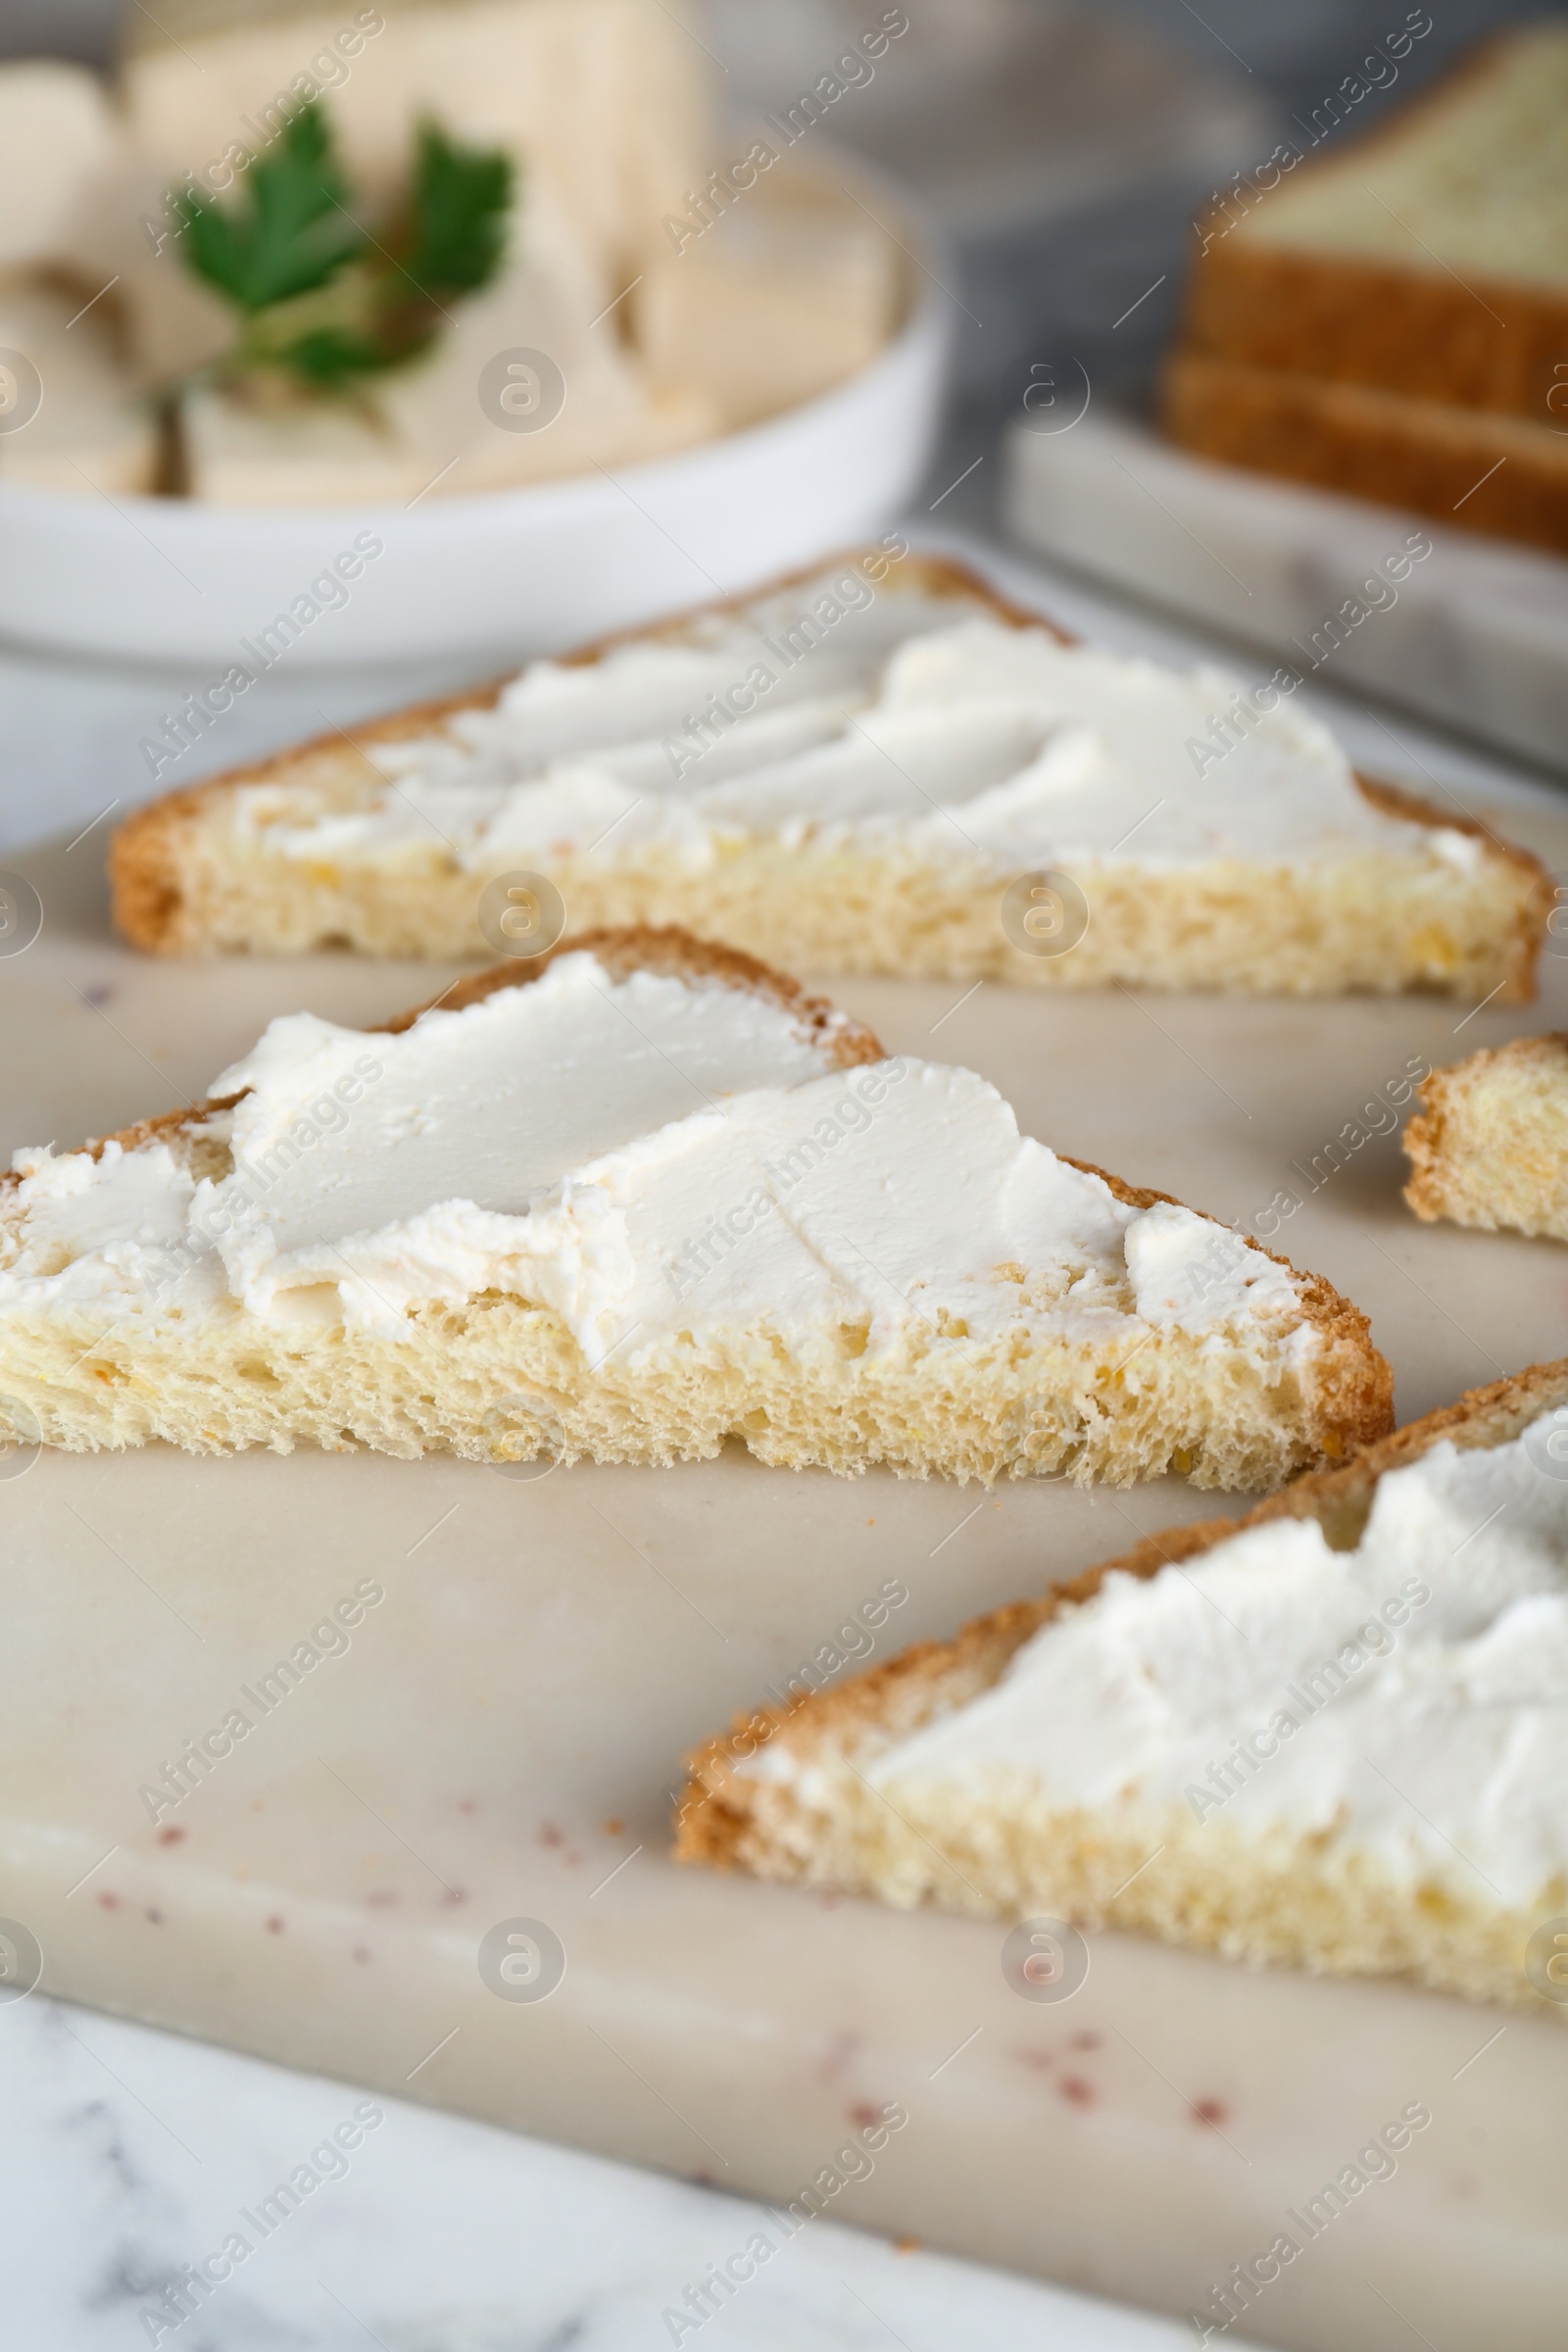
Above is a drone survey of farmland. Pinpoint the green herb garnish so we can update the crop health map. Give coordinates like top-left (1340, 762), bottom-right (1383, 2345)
top-left (170, 100), bottom-right (514, 397)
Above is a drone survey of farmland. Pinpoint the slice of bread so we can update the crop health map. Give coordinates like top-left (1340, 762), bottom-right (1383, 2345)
top-left (108, 551), bottom-right (1547, 1001)
top-left (1178, 26), bottom-right (1568, 419)
top-left (0, 926), bottom-right (1391, 1486)
top-left (1405, 1035), bottom-right (1568, 1240)
top-left (676, 1360), bottom-right (1568, 2012)
top-left (1164, 350), bottom-right (1568, 555)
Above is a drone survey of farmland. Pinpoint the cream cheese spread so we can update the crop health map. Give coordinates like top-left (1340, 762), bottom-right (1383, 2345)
top-left (229, 584), bottom-right (1468, 879)
top-left (1, 952), bottom-right (1304, 1365)
top-left (784, 1423), bottom-right (1568, 1907)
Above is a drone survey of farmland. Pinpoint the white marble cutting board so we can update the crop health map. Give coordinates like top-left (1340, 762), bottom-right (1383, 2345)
top-left (1004, 407), bottom-right (1568, 779)
top-left (3, 806), bottom-right (1568, 2352)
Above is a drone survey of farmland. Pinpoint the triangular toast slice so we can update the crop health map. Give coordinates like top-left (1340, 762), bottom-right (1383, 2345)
top-left (676, 1361), bottom-right (1568, 2009)
top-left (0, 927), bottom-right (1388, 1484)
top-left (109, 550), bottom-right (1545, 1001)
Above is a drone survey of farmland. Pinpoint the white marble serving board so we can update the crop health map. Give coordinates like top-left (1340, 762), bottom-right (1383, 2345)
top-left (4, 798), bottom-right (1568, 2352)
top-left (1004, 406), bottom-right (1568, 779)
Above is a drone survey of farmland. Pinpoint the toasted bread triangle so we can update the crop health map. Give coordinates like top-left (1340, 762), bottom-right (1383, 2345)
top-left (676, 1359), bottom-right (1568, 2011)
top-left (0, 926), bottom-right (1390, 1483)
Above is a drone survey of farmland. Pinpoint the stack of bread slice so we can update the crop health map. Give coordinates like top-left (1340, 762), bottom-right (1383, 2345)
top-left (1165, 24), bottom-right (1568, 553)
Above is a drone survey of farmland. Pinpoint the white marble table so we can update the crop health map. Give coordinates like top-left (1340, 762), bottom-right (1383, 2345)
top-left (8, 1994), bottom-right (1237, 2350)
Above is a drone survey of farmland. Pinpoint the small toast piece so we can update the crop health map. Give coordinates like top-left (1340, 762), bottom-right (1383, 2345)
top-left (0, 927), bottom-right (1390, 1487)
top-left (676, 1361), bottom-right (1568, 2011)
top-left (1404, 1035), bottom-right (1568, 1241)
top-left (108, 552), bottom-right (1547, 1003)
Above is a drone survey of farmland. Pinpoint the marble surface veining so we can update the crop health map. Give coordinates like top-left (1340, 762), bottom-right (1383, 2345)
top-left (6, 1994), bottom-right (1232, 2350)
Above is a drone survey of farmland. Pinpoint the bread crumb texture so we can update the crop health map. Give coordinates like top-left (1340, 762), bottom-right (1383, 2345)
top-left (113, 806), bottom-right (1544, 1000)
top-left (0, 1219), bottom-right (1386, 1492)
top-left (1405, 1035), bottom-right (1568, 1240)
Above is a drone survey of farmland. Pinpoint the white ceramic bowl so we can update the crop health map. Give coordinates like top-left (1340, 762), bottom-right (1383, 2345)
top-left (0, 254), bottom-right (950, 671)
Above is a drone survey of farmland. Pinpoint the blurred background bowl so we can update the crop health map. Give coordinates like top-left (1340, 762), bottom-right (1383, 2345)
top-left (0, 168), bottom-right (950, 670)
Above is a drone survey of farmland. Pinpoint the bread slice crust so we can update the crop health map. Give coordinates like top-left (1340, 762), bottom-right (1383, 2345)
top-left (675, 1359), bottom-right (1568, 2009)
top-left (106, 550), bottom-right (1547, 1003)
top-left (0, 925), bottom-right (1392, 1484)
top-left (1164, 348), bottom-right (1568, 557)
top-left (1182, 236), bottom-right (1568, 420)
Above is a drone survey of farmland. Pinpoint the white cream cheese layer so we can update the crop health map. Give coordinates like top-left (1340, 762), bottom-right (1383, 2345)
top-left (790, 1425), bottom-right (1568, 1908)
top-left (0, 953), bottom-right (1304, 1361)
top-left (229, 582), bottom-right (1466, 879)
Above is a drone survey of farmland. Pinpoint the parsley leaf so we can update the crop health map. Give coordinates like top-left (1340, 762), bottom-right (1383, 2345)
top-left (169, 100), bottom-right (514, 399)
top-left (272, 325), bottom-right (416, 388)
top-left (402, 121), bottom-right (514, 303)
top-left (175, 105), bottom-right (364, 313)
